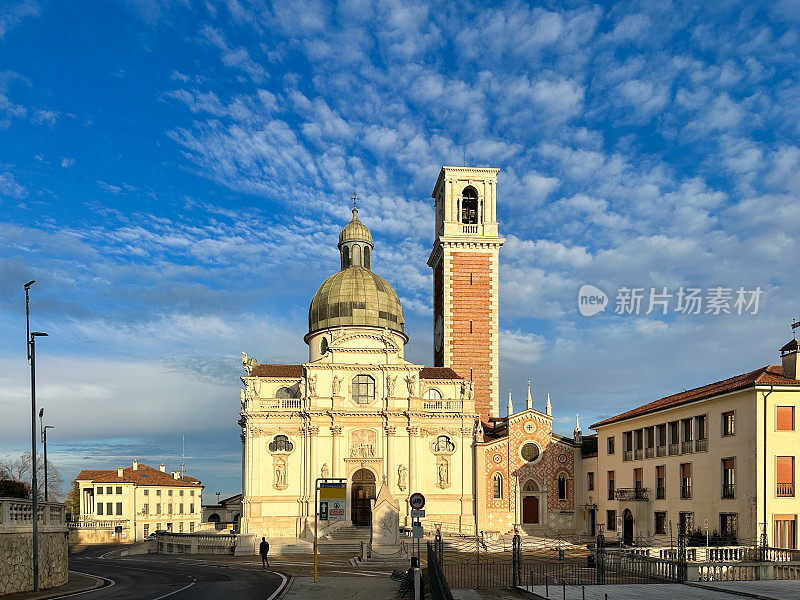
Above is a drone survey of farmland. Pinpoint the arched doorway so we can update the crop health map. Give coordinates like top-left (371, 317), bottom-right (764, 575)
top-left (208, 513), bottom-right (220, 529)
top-left (623, 509), bottom-right (634, 545)
top-left (521, 480), bottom-right (540, 525)
top-left (351, 468), bottom-right (376, 526)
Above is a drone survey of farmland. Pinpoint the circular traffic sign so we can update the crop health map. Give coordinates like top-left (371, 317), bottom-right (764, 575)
top-left (409, 492), bottom-right (425, 509)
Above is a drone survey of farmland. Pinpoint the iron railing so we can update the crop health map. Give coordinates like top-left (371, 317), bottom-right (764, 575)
top-left (777, 483), bottom-right (795, 497)
top-left (681, 484), bottom-right (692, 499)
top-left (695, 438), bottom-right (708, 452)
top-left (722, 484), bottom-right (735, 499)
top-left (427, 541), bottom-right (454, 600)
top-left (681, 441), bottom-right (694, 454)
top-left (668, 443), bottom-right (679, 456)
top-left (615, 487), bottom-right (649, 501)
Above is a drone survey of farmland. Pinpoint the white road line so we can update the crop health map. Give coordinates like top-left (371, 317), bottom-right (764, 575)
top-left (46, 571), bottom-right (115, 599)
top-left (149, 576), bottom-right (197, 600)
top-left (265, 571), bottom-right (289, 600)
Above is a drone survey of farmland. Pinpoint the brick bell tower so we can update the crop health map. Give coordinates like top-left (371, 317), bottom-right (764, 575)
top-left (428, 166), bottom-right (505, 423)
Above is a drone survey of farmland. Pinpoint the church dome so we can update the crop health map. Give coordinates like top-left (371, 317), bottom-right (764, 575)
top-left (307, 206), bottom-right (405, 339)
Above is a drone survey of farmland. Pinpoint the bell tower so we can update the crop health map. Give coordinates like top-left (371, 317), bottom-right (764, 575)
top-left (428, 166), bottom-right (504, 422)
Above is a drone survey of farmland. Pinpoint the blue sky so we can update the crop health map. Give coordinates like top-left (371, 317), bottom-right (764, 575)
top-left (1, 0), bottom-right (799, 499)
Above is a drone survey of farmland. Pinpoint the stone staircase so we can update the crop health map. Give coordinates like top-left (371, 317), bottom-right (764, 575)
top-left (325, 525), bottom-right (371, 540)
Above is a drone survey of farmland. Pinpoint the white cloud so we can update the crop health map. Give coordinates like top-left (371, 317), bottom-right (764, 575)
top-left (0, 171), bottom-right (25, 198)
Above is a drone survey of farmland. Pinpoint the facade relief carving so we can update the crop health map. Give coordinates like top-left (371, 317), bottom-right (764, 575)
top-left (398, 464), bottom-right (407, 491)
top-left (350, 428), bottom-right (378, 458)
top-left (321, 463), bottom-right (329, 478)
top-left (308, 374), bottom-right (317, 396)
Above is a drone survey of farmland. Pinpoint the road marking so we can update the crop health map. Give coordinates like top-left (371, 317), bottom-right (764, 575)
top-left (46, 571), bottom-right (115, 598)
top-left (265, 571), bottom-right (289, 600)
top-left (149, 576), bottom-right (196, 600)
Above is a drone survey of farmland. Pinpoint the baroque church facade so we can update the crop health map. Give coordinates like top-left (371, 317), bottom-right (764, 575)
top-left (239, 167), bottom-right (581, 539)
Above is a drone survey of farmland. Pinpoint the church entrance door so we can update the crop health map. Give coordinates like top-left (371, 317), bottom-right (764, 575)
top-left (351, 468), bottom-right (376, 526)
top-left (522, 496), bottom-right (539, 525)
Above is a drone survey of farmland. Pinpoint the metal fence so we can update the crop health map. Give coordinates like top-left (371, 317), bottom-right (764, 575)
top-left (427, 540), bottom-right (454, 600)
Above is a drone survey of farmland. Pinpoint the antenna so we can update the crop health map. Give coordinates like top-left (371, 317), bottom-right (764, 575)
top-left (792, 319), bottom-right (800, 339)
top-left (180, 435), bottom-right (185, 476)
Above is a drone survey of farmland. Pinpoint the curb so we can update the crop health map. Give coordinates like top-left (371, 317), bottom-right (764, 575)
top-left (685, 581), bottom-right (776, 600)
top-left (268, 572), bottom-right (293, 600)
top-left (12, 571), bottom-right (108, 600)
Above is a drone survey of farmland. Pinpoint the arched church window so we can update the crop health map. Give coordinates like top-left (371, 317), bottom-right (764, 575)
top-left (320, 337), bottom-right (329, 354)
top-left (276, 387), bottom-right (297, 399)
top-left (557, 474), bottom-right (567, 500)
top-left (268, 435), bottom-right (294, 452)
top-left (424, 388), bottom-right (442, 400)
top-left (461, 187), bottom-right (478, 224)
top-left (352, 374), bottom-right (375, 404)
top-left (433, 435), bottom-right (455, 453)
top-left (342, 246), bottom-right (350, 269)
top-left (492, 473), bottom-right (503, 499)
top-left (364, 246), bottom-right (370, 269)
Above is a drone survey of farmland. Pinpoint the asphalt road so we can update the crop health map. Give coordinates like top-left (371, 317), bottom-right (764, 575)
top-left (64, 545), bottom-right (286, 600)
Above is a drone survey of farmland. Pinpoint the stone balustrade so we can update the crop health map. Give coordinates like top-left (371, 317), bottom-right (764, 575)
top-left (0, 497), bottom-right (67, 533)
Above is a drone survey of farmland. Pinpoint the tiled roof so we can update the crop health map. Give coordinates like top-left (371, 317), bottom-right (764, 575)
top-left (250, 364), bottom-right (303, 378)
top-left (75, 463), bottom-right (203, 487)
top-left (591, 365), bottom-right (800, 429)
top-left (420, 367), bottom-right (462, 380)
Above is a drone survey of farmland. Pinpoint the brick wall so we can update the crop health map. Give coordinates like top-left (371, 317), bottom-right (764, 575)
top-left (450, 252), bottom-right (493, 421)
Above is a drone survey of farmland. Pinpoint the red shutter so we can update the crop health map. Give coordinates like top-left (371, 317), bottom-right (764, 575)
top-left (635, 469), bottom-right (642, 483)
top-left (777, 407), bottom-right (795, 431)
top-left (656, 465), bottom-right (665, 478)
top-left (777, 457), bottom-right (794, 485)
top-left (681, 463), bottom-right (692, 478)
top-left (723, 458), bottom-right (734, 470)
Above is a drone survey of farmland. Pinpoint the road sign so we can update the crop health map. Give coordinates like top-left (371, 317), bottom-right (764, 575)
top-left (704, 519), bottom-right (709, 531)
top-left (320, 482), bottom-right (346, 522)
top-left (410, 492), bottom-right (426, 510)
top-left (411, 509), bottom-right (425, 518)
top-left (412, 524), bottom-right (424, 538)
top-left (115, 525), bottom-right (122, 535)
top-left (616, 516), bottom-right (622, 537)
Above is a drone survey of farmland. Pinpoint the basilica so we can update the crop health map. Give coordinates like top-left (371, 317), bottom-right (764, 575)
top-left (238, 166), bottom-right (582, 540)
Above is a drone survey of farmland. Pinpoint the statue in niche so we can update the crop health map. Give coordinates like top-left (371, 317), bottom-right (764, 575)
top-left (321, 463), bottom-right (329, 478)
top-left (405, 374), bottom-right (416, 396)
top-left (437, 456), bottom-right (449, 488)
top-left (386, 375), bottom-right (396, 397)
top-left (274, 457), bottom-right (287, 489)
top-left (332, 376), bottom-right (343, 397)
top-left (308, 375), bottom-right (317, 397)
top-left (398, 464), bottom-right (407, 491)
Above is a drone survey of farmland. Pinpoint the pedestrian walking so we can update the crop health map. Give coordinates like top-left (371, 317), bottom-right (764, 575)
top-left (260, 537), bottom-right (270, 568)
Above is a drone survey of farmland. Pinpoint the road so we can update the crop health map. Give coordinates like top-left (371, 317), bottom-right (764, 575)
top-left (65, 545), bottom-right (286, 600)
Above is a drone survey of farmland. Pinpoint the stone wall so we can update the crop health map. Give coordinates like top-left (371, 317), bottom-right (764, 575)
top-left (0, 531), bottom-right (69, 594)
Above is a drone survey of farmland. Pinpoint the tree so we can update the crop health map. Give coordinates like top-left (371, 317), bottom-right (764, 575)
top-left (0, 478), bottom-right (29, 498)
top-left (65, 480), bottom-right (80, 521)
top-left (0, 452), bottom-right (64, 501)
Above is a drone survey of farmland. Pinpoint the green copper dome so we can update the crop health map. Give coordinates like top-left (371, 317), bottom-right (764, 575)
top-left (307, 206), bottom-right (405, 340)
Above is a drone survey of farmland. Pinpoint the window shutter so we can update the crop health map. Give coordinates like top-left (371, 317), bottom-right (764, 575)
top-left (681, 463), bottom-right (691, 478)
top-left (657, 465), bottom-right (665, 478)
top-left (777, 407), bottom-right (795, 431)
top-left (723, 458), bottom-right (734, 470)
top-left (635, 469), bottom-right (642, 483)
top-left (777, 456), bottom-right (794, 485)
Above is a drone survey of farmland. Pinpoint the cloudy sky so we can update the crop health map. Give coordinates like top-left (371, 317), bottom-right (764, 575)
top-left (1, 0), bottom-right (799, 498)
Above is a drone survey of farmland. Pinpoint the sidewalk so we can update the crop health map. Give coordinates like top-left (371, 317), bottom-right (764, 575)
top-left (518, 581), bottom-right (800, 600)
top-left (283, 575), bottom-right (400, 599)
top-left (3, 571), bottom-right (104, 600)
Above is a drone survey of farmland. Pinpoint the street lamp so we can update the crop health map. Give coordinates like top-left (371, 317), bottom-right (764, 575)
top-left (25, 279), bottom-right (46, 592)
top-left (39, 408), bottom-right (54, 502)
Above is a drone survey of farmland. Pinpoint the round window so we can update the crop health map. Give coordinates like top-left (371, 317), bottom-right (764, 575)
top-left (521, 442), bottom-right (540, 463)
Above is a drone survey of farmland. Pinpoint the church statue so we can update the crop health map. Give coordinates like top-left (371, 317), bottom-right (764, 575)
top-left (242, 352), bottom-right (258, 375)
top-left (460, 381), bottom-right (467, 399)
top-left (405, 374), bottom-right (416, 396)
top-left (386, 375), bottom-right (396, 397)
top-left (437, 457), bottom-right (449, 487)
top-left (308, 374), bottom-right (317, 396)
top-left (274, 459), bottom-right (287, 488)
top-left (398, 464), bottom-right (407, 491)
top-left (321, 463), bottom-right (329, 478)
top-left (332, 376), bottom-right (343, 396)
top-left (468, 381), bottom-right (474, 400)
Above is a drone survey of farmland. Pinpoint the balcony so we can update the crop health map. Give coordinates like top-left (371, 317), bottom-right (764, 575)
top-left (423, 399), bottom-right (463, 411)
top-left (623, 450), bottom-right (633, 462)
top-left (681, 484), bottom-right (692, 499)
top-left (656, 445), bottom-right (666, 457)
top-left (681, 441), bottom-right (694, 454)
top-left (656, 485), bottom-right (666, 500)
top-left (722, 484), bottom-right (735, 499)
top-left (777, 483), bottom-right (795, 497)
top-left (635, 449), bottom-right (644, 460)
top-left (668, 443), bottom-right (679, 456)
top-left (615, 487), bottom-right (649, 501)
top-left (645, 447), bottom-right (654, 459)
top-left (695, 438), bottom-right (708, 452)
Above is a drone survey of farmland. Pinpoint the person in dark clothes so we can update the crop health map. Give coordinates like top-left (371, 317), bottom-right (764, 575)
top-left (259, 537), bottom-right (270, 568)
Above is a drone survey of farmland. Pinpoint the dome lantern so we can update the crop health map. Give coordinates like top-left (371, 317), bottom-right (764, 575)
top-left (338, 193), bottom-right (373, 270)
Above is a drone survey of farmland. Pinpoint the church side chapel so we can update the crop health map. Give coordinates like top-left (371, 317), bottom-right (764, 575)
top-left (238, 167), bottom-right (584, 540)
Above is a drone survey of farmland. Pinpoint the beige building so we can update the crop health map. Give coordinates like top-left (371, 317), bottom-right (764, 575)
top-left (76, 461), bottom-right (203, 541)
top-left (587, 339), bottom-right (800, 548)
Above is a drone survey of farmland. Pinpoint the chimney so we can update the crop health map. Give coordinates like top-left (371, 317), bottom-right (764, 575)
top-left (172, 470), bottom-right (180, 480)
top-left (159, 463), bottom-right (166, 472)
top-left (132, 460), bottom-right (138, 471)
top-left (117, 467), bottom-right (123, 478)
top-left (781, 338), bottom-right (800, 379)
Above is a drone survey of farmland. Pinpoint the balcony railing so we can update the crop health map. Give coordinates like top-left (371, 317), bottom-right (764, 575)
top-left (462, 225), bottom-right (478, 233)
top-left (681, 441), bottom-right (694, 454)
top-left (423, 400), bottom-right (463, 411)
top-left (722, 484), bottom-right (735, 499)
top-left (777, 483), bottom-right (795, 497)
top-left (681, 483), bottom-right (692, 499)
top-left (623, 450), bottom-right (633, 462)
top-left (695, 438), bottom-right (708, 452)
top-left (656, 445), bottom-right (666, 457)
top-left (615, 487), bottom-right (649, 501)
top-left (635, 449), bottom-right (644, 460)
top-left (247, 398), bottom-right (303, 410)
top-left (668, 443), bottom-right (679, 456)
top-left (656, 485), bottom-right (666, 500)
top-left (645, 447), bottom-right (654, 459)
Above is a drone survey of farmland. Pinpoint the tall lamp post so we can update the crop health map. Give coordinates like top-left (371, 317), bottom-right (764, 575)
top-left (39, 408), bottom-right (54, 502)
top-left (25, 280), bottom-right (47, 592)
